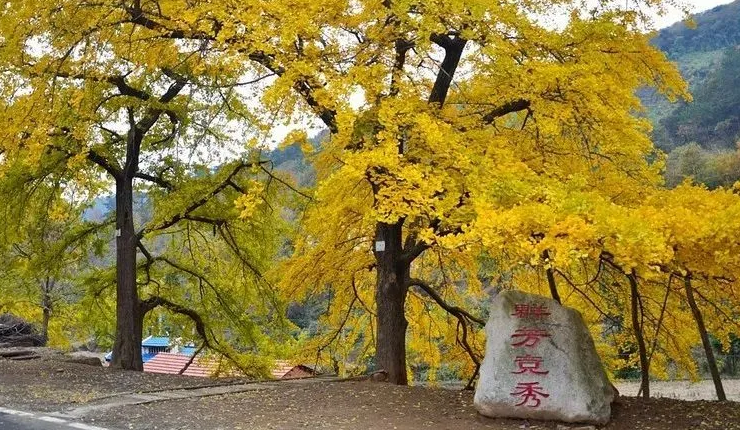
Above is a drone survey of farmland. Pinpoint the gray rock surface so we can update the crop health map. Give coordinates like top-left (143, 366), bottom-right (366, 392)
top-left (474, 290), bottom-right (614, 425)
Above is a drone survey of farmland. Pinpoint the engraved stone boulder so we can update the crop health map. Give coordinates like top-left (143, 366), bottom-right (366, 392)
top-left (474, 290), bottom-right (614, 425)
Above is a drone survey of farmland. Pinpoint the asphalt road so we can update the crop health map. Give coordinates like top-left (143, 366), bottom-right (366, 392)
top-left (0, 411), bottom-right (109, 430)
top-left (0, 413), bottom-right (62, 430)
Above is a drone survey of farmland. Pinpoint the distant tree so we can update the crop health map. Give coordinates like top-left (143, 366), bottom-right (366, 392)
top-left (0, 177), bottom-right (99, 347)
top-left (665, 142), bottom-right (740, 188)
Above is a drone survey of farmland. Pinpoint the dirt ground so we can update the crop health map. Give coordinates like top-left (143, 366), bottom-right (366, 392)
top-left (0, 350), bottom-right (247, 412)
top-left (1, 352), bottom-right (739, 430)
top-left (79, 381), bottom-right (740, 430)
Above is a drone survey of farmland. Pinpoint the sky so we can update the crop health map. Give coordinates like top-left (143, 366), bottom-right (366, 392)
top-left (656, 0), bottom-right (735, 28)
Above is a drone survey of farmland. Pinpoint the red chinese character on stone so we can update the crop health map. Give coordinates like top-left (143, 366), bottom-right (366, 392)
top-left (511, 355), bottom-right (549, 375)
top-left (511, 382), bottom-right (550, 407)
top-left (530, 305), bottom-right (550, 319)
top-left (511, 303), bottom-right (550, 319)
top-left (510, 328), bottom-right (550, 347)
top-left (511, 303), bottom-right (531, 318)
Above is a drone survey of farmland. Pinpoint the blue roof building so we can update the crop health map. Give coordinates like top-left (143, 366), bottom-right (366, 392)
top-left (142, 336), bottom-right (171, 348)
top-left (104, 336), bottom-right (197, 363)
top-left (141, 335), bottom-right (171, 360)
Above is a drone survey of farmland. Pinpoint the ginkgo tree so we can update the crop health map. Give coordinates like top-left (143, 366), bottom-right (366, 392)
top-left (208, 0), bottom-right (686, 384)
top-left (0, 168), bottom-right (100, 347)
top-left (0, 1), bottom-right (292, 371)
top-left (289, 0), bottom-right (691, 384)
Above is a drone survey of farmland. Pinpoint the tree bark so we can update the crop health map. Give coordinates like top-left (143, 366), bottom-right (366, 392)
top-left (41, 307), bottom-right (50, 344)
top-left (542, 250), bottom-right (561, 304)
top-left (110, 177), bottom-right (143, 371)
top-left (628, 271), bottom-right (650, 398)
top-left (373, 221), bottom-right (410, 385)
top-left (40, 277), bottom-right (52, 344)
top-left (684, 276), bottom-right (727, 401)
top-left (546, 267), bottom-right (560, 304)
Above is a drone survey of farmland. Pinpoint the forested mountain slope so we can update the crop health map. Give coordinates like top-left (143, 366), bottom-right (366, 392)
top-left (642, 1), bottom-right (740, 187)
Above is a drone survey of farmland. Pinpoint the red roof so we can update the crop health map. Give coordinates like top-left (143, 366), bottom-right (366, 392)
top-left (143, 354), bottom-right (315, 379)
top-left (143, 353), bottom-right (217, 377)
top-left (271, 360), bottom-right (296, 379)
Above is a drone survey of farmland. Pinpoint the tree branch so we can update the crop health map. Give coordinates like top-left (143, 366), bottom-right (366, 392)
top-left (134, 172), bottom-right (174, 191)
top-left (407, 278), bottom-right (484, 390)
top-left (139, 160), bottom-right (268, 237)
top-left (400, 240), bottom-right (429, 265)
top-left (407, 278), bottom-right (485, 326)
top-left (29, 68), bottom-right (152, 101)
top-left (121, 7), bottom-right (338, 134)
top-left (179, 345), bottom-right (205, 375)
top-left (85, 149), bottom-right (123, 180)
top-left (428, 35), bottom-right (467, 106)
top-left (481, 99), bottom-right (531, 124)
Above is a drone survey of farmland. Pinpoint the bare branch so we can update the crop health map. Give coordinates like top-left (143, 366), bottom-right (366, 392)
top-left (179, 345), bottom-right (205, 375)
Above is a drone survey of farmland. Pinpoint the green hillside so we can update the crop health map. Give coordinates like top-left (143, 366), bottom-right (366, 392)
top-left (643, 1), bottom-right (740, 187)
top-left (647, 1), bottom-right (740, 148)
top-left (653, 2), bottom-right (740, 57)
top-left (662, 47), bottom-right (740, 150)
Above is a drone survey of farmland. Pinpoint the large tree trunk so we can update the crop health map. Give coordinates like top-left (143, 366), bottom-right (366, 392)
top-left (684, 277), bottom-right (726, 401)
top-left (628, 271), bottom-right (650, 399)
top-left (110, 177), bottom-right (143, 371)
top-left (373, 221), bottom-right (410, 385)
top-left (40, 277), bottom-right (52, 344)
